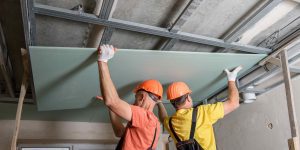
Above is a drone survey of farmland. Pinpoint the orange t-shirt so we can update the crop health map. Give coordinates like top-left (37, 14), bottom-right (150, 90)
top-left (121, 105), bottom-right (160, 150)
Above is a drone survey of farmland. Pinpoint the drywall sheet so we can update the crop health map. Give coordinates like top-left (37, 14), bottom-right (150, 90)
top-left (0, 102), bottom-right (171, 122)
top-left (29, 46), bottom-right (266, 111)
top-left (0, 103), bottom-right (110, 122)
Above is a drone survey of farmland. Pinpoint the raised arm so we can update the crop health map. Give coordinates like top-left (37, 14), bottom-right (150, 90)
top-left (223, 66), bottom-right (243, 116)
top-left (98, 45), bottom-right (132, 121)
top-left (96, 96), bottom-right (125, 137)
top-left (157, 101), bottom-right (168, 123)
top-left (109, 110), bottom-right (125, 137)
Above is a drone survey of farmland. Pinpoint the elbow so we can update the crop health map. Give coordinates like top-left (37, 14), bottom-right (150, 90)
top-left (232, 98), bottom-right (240, 110)
top-left (104, 97), bottom-right (119, 107)
top-left (105, 100), bottom-right (113, 107)
top-left (227, 98), bottom-right (240, 111)
top-left (233, 102), bottom-right (240, 110)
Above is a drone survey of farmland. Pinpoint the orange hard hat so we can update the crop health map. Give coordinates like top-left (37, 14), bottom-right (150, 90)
top-left (167, 82), bottom-right (192, 100)
top-left (133, 79), bottom-right (163, 100)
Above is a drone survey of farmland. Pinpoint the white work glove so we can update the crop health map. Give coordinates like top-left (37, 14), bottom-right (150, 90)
top-left (224, 65), bottom-right (243, 81)
top-left (98, 44), bottom-right (116, 62)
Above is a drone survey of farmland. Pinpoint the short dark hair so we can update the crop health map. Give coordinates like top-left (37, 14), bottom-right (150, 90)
top-left (170, 94), bottom-right (188, 108)
top-left (137, 89), bottom-right (159, 102)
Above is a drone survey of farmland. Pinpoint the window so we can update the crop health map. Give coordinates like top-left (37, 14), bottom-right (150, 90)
top-left (18, 143), bottom-right (117, 150)
top-left (21, 148), bottom-right (70, 150)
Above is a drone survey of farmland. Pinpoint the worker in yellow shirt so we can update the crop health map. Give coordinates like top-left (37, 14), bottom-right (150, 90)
top-left (157, 66), bottom-right (243, 150)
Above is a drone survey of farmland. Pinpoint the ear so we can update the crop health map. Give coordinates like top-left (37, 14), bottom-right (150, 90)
top-left (187, 95), bottom-right (192, 102)
top-left (141, 92), bottom-right (147, 101)
top-left (136, 92), bottom-right (146, 102)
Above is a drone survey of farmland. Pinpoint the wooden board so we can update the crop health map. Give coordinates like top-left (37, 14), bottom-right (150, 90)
top-left (29, 46), bottom-right (266, 111)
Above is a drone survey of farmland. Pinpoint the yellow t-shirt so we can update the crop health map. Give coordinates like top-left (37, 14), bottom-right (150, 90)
top-left (163, 102), bottom-right (224, 150)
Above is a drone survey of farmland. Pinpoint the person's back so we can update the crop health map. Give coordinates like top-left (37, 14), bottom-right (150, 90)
top-left (122, 105), bottom-right (160, 149)
top-left (164, 103), bottom-right (224, 150)
top-left (158, 66), bottom-right (243, 150)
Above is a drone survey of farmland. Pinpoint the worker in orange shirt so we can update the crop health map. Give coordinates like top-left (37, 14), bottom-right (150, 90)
top-left (157, 66), bottom-right (243, 150)
top-left (97, 44), bottom-right (167, 150)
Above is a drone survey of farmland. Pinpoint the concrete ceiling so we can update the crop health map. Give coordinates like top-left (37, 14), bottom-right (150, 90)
top-left (0, 0), bottom-right (299, 103)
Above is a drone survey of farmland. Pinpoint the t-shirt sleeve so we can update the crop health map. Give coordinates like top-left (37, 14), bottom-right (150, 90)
top-left (200, 102), bottom-right (224, 124)
top-left (130, 105), bottom-right (147, 127)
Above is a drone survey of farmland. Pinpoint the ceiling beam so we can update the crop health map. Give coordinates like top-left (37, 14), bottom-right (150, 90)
top-left (20, 0), bottom-right (37, 102)
top-left (168, 0), bottom-right (202, 32)
top-left (0, 23), bottom-right (15, 98)
top-left (159, 0), bottom-right (202, 50)
top-left (257, 73), bottom-right (300, 96)
top-left (99, 0), bottom-right (115, 45)
top-left (99, 0), bottom-right (115, 19)
top-left (216, 0), bottom-right (282, 52)
top-left (32, 4), bottom-right (271, 54)
top-left (239, 50), bottom-right (300, 92)
top-left (290, 67), bottom-right (300, 73)
top-left (206, 27), bottom-right (300, 102)
top-left (100, 27), bottom-right (114, 45)
top-left (21, 0), bottom-right (35, 48)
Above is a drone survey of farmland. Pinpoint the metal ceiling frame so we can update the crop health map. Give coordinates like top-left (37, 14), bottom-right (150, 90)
top-left (242, 52), bottom-right (300, 95)
top-left (216, 0), bottom-right (283, 52)
top-left (26, 3), bottom-right (271, 54)
top-left (18, 0), bottom-right (279, 104)
top-left (239, 29), bottom-right (300, 92)
top-left (99, 0), bottom-right (115, 45)
top-left (17, 0), bottom-right (300, 147)
top-left (290, 67), bottom-right (300, 73)
top-left (206, 26), bottom-right (300, 102)
top-left (0, 22), bottom-right (15, 98)
top-left (19, 0), bottom-right (36, 104)
top-left (158, 0), bottom-right (202, 50)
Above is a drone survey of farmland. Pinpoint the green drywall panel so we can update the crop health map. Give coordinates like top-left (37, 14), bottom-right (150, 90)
top-left (29, 46), bottom-right (266, 112)
top-left (0, 103), bottom-right (110, 122)
top-left (0, 102), bottom-right (168, 122)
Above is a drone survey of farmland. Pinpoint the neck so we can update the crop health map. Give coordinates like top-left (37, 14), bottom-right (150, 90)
top-left (138, 101), bottom-right (155, 112)
top-left (176, 105), bottom-right (192, 110)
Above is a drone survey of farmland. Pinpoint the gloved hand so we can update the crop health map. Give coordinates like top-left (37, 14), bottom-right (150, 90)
top-left (224, 65), bottom-right (243, 81)
top-left (98, 44), bottom-right (116, 62)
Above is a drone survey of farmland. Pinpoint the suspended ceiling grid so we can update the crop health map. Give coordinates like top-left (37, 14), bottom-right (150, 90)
top-left (0, 0), bottom-right (299, 105)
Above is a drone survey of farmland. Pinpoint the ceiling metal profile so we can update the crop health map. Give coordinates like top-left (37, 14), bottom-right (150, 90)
top-left (99, 0), bottom-right (115, 45)
top-left (0, 23), bottom-right (15, 98)
top-left (20, 0), bottom-right (34, 49)
top-left (206, 27), bottom-right (300, 101)
top-left (18, 0), bottom-right (294, 105)
top-left (216, 0), bottom-right (283, 53)
top-left (159, 0), bottom-right (203, 50)
top-left (32, 3), bottom-right (271, 54)
top-left (290, 67), bottom-right (300, 73)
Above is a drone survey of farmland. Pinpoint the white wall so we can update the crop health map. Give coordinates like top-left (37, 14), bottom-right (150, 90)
top-left (214, 75), bottom-right (300, 150)
top-left (0, 120), bottom-right (170, 150)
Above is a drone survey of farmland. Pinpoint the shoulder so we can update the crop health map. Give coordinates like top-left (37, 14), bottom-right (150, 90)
top-left (130, 105), bottom-right (158, 121)
top-left (197, 102), bottom-right (224, 110)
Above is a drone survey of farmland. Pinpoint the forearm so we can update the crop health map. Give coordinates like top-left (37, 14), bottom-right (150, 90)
top-left (227, 81), bottom-right (240, 108)
top-left (98, 61), bottom-right (120, 106)
top-left (223, 66), bottom-right (242, 115)
top-left (157, 102), bottom-right (168, 123)
top-left (109, 109), bottom-right (125, 137)
top-left (98, 61), bottom-right (132, 121)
